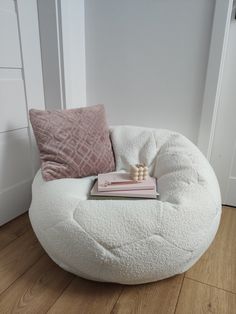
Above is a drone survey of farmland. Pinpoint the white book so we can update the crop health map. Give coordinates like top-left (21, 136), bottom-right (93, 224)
top-left (91, 180), bottom-right (158, 199)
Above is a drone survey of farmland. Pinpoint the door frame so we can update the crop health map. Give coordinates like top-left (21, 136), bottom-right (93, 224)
top-left (198, 0), bottom-right (233, 160)
top-left (16, 0), bottom-right (45, 173)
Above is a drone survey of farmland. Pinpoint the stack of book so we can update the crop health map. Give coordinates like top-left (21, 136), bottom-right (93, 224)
top-left (90, 172), bottom-right (158, 199)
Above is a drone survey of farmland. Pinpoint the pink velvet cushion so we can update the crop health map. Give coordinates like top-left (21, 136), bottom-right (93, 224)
top-left (29, 104), bottom-right (115, 181)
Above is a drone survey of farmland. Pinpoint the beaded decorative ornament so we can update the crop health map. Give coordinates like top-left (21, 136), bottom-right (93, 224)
top-left (130, 163), bottom-right (148, 181)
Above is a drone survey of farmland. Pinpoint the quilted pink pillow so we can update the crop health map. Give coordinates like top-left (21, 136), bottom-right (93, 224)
top-left (29, 104), bottom-right (115, 181)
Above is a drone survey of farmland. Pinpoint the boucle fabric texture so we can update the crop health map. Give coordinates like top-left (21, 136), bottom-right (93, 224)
top-left (29, 126), bottom-right (221, 284)
top-left (29, 104), bottom-right (115, 181)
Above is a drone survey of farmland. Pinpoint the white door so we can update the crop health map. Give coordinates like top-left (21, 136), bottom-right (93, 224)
top-left (0, 0), bottom-right (45, 224)
top-left (210, 19), bottom-right (236, 206)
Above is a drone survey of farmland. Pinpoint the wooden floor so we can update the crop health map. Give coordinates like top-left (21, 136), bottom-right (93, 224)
top-left (0, 206), bottom-right (235, 313)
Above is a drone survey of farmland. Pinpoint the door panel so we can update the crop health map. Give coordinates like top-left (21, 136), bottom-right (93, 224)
top-left (225, 142), bottom-right (236, 206)
top-left (226, 180), bottom-right (236, 206)
top-left (230, 147), bottom-right (236, 177)
top-left (0, 0), bottom-right (45, 225)
top-left (0, 1), bottom-right (21, 68)
top-left (0, 69), bottom-right (28, 132)
top-left (0, 129), bottom-right (32, 224)
top-left (0, 178), bottom-right (32, 225)
top-left (0, 129), bottom-right (32, 191)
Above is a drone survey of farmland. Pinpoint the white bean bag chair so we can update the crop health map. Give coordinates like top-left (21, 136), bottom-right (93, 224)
top-left (29, 126), bottom-right (221, 284)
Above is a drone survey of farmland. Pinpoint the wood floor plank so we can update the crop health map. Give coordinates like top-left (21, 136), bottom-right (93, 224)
top-left (0, 213), bottom-right (31, 251)
top-left (111, 275), bottom-right (184, 314)
top-left (175, 278), bottom-right (236, 314)
top-left (186, 206), bottom-right (236, 293)
top-left (0, 254), bottom-right (74, 313)
top-left (0, 229), bottom-right (44, 294)
top-left (48, 277), bottom-right (123, 314)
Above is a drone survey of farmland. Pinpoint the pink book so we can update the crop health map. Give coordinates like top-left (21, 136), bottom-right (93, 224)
top-left (97, 172), bottom-right (156, 192)
top-left (91, 180), bottom-right (158, 199)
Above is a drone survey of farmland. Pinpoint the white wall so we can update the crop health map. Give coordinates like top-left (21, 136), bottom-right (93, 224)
top-left (60, 0), bottom-right (86, 108)
top-left (85, 0), bottom-right (215, 142)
